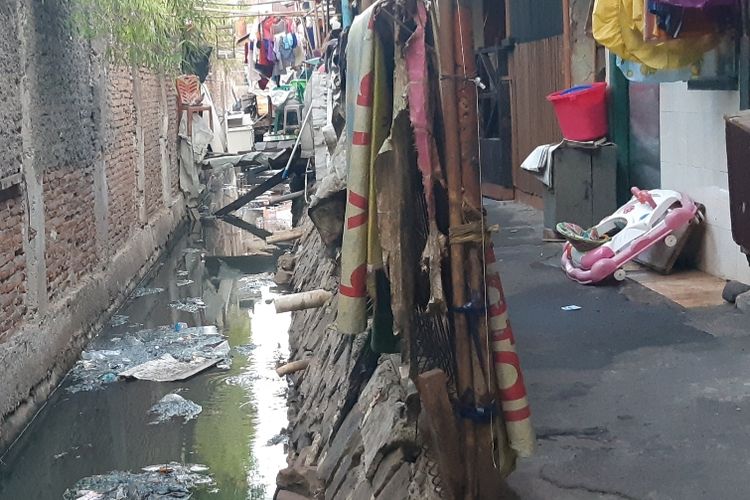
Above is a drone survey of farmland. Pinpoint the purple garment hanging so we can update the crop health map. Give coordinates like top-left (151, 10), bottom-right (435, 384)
top-left (655, 0), bottom-right (738, 8)
top-left (264, 39), bottom-right (276, 63)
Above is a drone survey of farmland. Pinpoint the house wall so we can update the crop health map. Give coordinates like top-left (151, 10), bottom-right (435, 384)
top-left (0, 0), bottom-right (186, 450)
top-left (660, 83), bottom-right (750, 282)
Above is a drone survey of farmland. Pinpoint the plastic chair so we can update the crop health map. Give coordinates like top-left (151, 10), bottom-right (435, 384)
top-left (176, 74), bottom-right (213, 136)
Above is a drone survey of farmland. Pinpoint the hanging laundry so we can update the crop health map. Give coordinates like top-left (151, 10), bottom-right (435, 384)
top-left (648, 0), bottom-right (739, 37)
top-left (593, 0), bottom-right (719, 71)
top-left (656, 0), bottom-right (738, 7)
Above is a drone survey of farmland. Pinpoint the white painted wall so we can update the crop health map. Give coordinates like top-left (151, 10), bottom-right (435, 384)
top-left (660, 82), bottom-right (750, 283)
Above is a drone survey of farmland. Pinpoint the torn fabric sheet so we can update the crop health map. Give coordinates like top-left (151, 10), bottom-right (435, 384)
top-left (405, 1), bottom-right (447, 309)
top-left (178, 113), bottom-right (213, 207)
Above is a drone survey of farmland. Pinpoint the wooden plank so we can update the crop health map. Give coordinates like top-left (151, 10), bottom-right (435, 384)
top-left (214, 169), bottom-right (286, 216)
top-left (416, 370), bottom-right (463, 500)
top-left (266, 227), bottom-right (305, 244)
top-left (220, 214), bottom-right (273, 239)
top-left (627, 266), bottom-right (727, 308)
top-left (509, 36), bottom-right (565, 198)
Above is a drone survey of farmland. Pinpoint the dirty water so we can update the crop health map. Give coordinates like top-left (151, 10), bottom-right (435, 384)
top-left (0, 197), bottom-right (294, 499)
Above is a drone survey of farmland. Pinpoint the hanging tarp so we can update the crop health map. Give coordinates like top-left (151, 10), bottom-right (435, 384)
top-left (337, 3), bottom-right (379, 335)
top-left (404, 0), bottom-right (447, 309)
top-left (485, 245), bottom-right (535, 458)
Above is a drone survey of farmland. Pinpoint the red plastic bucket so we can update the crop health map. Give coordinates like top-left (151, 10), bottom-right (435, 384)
top-left (547, 82), bottom-right (609, 142)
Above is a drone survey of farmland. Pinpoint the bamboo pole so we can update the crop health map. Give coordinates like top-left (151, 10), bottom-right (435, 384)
top-left (454, 2), bottom-right (500, 494)
top-left (454, 0), bottom-right (490, 400)
top-left (274, 290), bottom-right (333, 313)
top-left (266, 227), bottom-right (305, 244)
top-left (276, 359), bottom-right (310, 376)
top-left (436, 0), bottom-right (477, 498)
top-left (267, 190), bottom-right (305, 204)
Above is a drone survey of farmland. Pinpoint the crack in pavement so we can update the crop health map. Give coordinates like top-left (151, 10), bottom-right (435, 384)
top-left (536, 426), bottom-right (609, 441)
top-left (539, 466), bottom-right (639, 500)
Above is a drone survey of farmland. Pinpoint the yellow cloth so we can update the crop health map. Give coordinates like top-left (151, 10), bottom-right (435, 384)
top-left (593, 0), bottom-right (717, 70)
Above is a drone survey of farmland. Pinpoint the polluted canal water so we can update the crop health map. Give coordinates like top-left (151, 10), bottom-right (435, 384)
top-left (0, 200), bottom-right (294, 499)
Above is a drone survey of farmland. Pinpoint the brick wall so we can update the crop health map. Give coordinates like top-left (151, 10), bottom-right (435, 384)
top-left (166, 82), bottom-right (180, 198)
top-left (0, 1), bottom-right (24, 338)
top-left (44, 168), bottom-right (97, 303)
top-left (139, 70), bottom-right (165, 218)
top-left (0, 0), bottom-right (184, 336)
top-left (105, 66), bottom-right (138, 254)
top-left (0, 195), bottom-right (26, 336)
top-left (0, 0), bottom-right (189, 450)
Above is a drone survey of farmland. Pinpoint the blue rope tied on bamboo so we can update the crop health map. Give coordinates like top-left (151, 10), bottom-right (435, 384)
top-left (450, 300), bottom-right (488, 374)
top-left (457, 401), bottom-right (498, 423)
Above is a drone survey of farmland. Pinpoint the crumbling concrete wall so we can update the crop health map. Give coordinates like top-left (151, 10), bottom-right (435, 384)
top-left (0, 0), bottom-right (185, 450)
top-left (278, 220), bottom-right (445, 500)
top-left (570, 0), bottom-right (598, 84)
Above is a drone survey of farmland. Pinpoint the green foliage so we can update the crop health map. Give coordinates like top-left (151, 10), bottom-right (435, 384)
top-left (71, 0), bottom-right (216, 72)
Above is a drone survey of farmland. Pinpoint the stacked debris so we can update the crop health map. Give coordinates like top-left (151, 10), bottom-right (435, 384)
top-left (63, 463), bottom-right (213, 499)
top-left (276, 0), bottom-right (536, 498)
top-left (68, 326), bottom-right (229, 392)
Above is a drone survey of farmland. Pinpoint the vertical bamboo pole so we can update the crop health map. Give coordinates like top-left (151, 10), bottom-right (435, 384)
top-left (454, 1), bottom-right (498, 495)
top-left (436, 0), bottom-right (477, 498)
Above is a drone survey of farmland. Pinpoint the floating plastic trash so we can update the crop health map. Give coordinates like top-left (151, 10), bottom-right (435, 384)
top-left (63, 463), bottom-right (213, 499)
top-left (148, 393), bottom-right (203, 424)
top-left (68, 326), bottom-right (227, 393)
top-left (131, 287), bottom-right (165, 298)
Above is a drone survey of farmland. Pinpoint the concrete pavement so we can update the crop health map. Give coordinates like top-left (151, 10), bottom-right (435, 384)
top-left (487, 201), bottom-right (750, 500)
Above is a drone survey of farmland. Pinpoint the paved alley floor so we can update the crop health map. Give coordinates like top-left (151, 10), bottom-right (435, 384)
top-left (488, 202), bottom-right (750, 500)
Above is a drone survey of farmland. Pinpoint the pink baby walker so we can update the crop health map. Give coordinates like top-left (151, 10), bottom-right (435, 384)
top-left (559, 187), bottom-right (700, 284)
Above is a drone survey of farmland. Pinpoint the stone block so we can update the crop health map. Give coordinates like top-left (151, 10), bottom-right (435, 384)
top-left (276, 490), bottom-right (311, 500)
top-left (737, 290), bottom-right (750, 313)
top-left (371, 448), bottom-right (406, 496)
top-left (317, 407), bottom-right (364, 482)
top-left (277, 464), bottom-right (322, 498)
top-left (374, 464), bottom-right (411, 500)
top-left (724, 280), bottom-right (750, 303)
top-left (275, 269), bottom-right (294, 286)
top-left (278, 252), bottom-right (297, 271)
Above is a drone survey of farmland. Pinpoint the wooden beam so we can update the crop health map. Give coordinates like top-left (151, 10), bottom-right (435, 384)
top-left (417, 370), bottom-right (464, 500)
top-left (214, 169), bottom-right (286, 216)
top-left (220, 214), bottom-right (273, 239)
top-left (266, 227), bottom-right (305, 244)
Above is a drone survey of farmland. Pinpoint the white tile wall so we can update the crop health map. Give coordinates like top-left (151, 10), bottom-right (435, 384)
top-left (659, 83), bottom-right (750, 282)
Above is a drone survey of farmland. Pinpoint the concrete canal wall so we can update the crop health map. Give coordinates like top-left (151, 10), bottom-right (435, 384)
top-left (0, 0), bottom-right (185, 450)
top-left (278, 220), bottom-right (446, 500)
